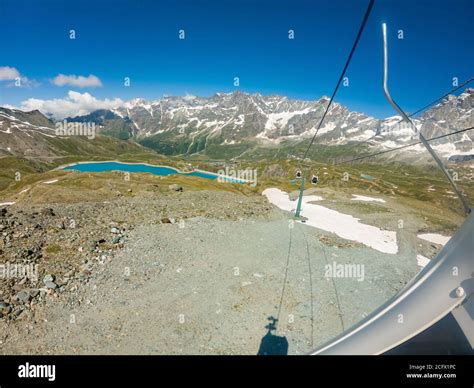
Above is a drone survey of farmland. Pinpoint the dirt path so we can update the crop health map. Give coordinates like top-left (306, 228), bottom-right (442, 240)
top-left (1, 207), bottom-right (420, 355)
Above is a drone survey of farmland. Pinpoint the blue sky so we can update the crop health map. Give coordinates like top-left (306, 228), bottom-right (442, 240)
top-left (0, 0), bottom-right (472, 118)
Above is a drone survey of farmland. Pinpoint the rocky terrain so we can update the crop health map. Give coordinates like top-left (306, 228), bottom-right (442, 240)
top-left (0, 178), bottom-right (452, 355)
top-left (0, 189), bottom-right (272, 326)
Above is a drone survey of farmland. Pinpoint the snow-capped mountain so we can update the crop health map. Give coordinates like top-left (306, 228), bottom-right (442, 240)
top-left (1, 89), bottom-right (472, 162)
top-left (110, 91), bottom-right (381, 147)
top-left (106, 89), bottom-right (473, 159)
top-left (0, 107), bottom-right (145, 158)
top-left (0, 108), bottom-right (57, 157)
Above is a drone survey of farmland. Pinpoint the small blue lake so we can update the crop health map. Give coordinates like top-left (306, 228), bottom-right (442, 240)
top-left (62, 161), bottom-right (245, 183)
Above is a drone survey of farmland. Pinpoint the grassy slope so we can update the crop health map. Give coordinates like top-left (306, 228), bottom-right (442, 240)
top-left (0, 135), bottom-right (163, 192)
top-left (1, 132), bottom-right (472, 233)
top-left (0, 133), bottom-right (256, 202)
top-left (232, 157), bottom-right (473, 232)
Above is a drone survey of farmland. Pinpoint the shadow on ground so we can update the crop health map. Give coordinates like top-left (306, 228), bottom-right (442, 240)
top-left (257, 316), bottom-right (289, 355)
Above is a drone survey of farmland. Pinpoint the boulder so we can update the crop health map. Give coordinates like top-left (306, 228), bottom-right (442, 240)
top-left (0, 301), bottom-right (11, 316)
top-left (43, 274), bottom-right (55, 284)
top-left (168, 184), bottom-right (183, 192)
top-left (44, 281), bottom-right (57, 290)
top-left (16, 290), bottom-right (31, 303)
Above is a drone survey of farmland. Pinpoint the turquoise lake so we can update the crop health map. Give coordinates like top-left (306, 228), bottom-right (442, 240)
top-left (62, 161), bottom-right (245, 183)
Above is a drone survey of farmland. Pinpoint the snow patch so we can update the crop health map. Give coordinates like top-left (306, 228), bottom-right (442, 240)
top-left (416, 254), bottom-right (430, 268)
top-left (346, 127), bottom-right (360, 134)
top-left (417, 233), bottom-right (451, 246)
top-left (351, 194), bottom-right (386, 203)
top-left (264, 108), bottom-right (311, 131)
top-left (263, 188), bottom-right (398, 254)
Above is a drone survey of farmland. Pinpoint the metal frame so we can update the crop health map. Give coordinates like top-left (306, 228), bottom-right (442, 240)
top-left (382, 23), bottom-right (470, 216)
top-left (309, 23), bottom-right (473, 355)
top-left (310, 211), bottom-right (473, 354)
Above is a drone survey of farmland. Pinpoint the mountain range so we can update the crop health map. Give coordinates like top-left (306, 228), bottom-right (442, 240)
top-left (1, 89), bottom-right (473, 163)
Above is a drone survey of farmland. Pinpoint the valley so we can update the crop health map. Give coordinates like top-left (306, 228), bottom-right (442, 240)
top-left (0, 89), bottom-right (473, 355)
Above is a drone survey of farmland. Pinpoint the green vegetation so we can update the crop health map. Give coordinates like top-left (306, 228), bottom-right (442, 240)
top-left (1, 129), bottom-right (472, 234)
top-left (138, 132), bottom-right (191, 155)
top-left (45, 244), bottom-right (61, 254)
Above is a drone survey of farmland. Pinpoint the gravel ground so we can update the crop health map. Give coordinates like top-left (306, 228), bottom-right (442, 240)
top-left (0, 189), bottom-right (422, 354)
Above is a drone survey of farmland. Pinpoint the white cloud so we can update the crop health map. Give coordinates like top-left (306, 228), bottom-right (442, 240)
top-left (18, 91), bottom-right (124, 119)
top-left (6, 77), bottom-right (40, 88)
top-left (0, 66), bottom-right (20, 80)
top-left (0, 66), bottom-right (39, 88)
top-left (52, 74), bottom-right (103, 88)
